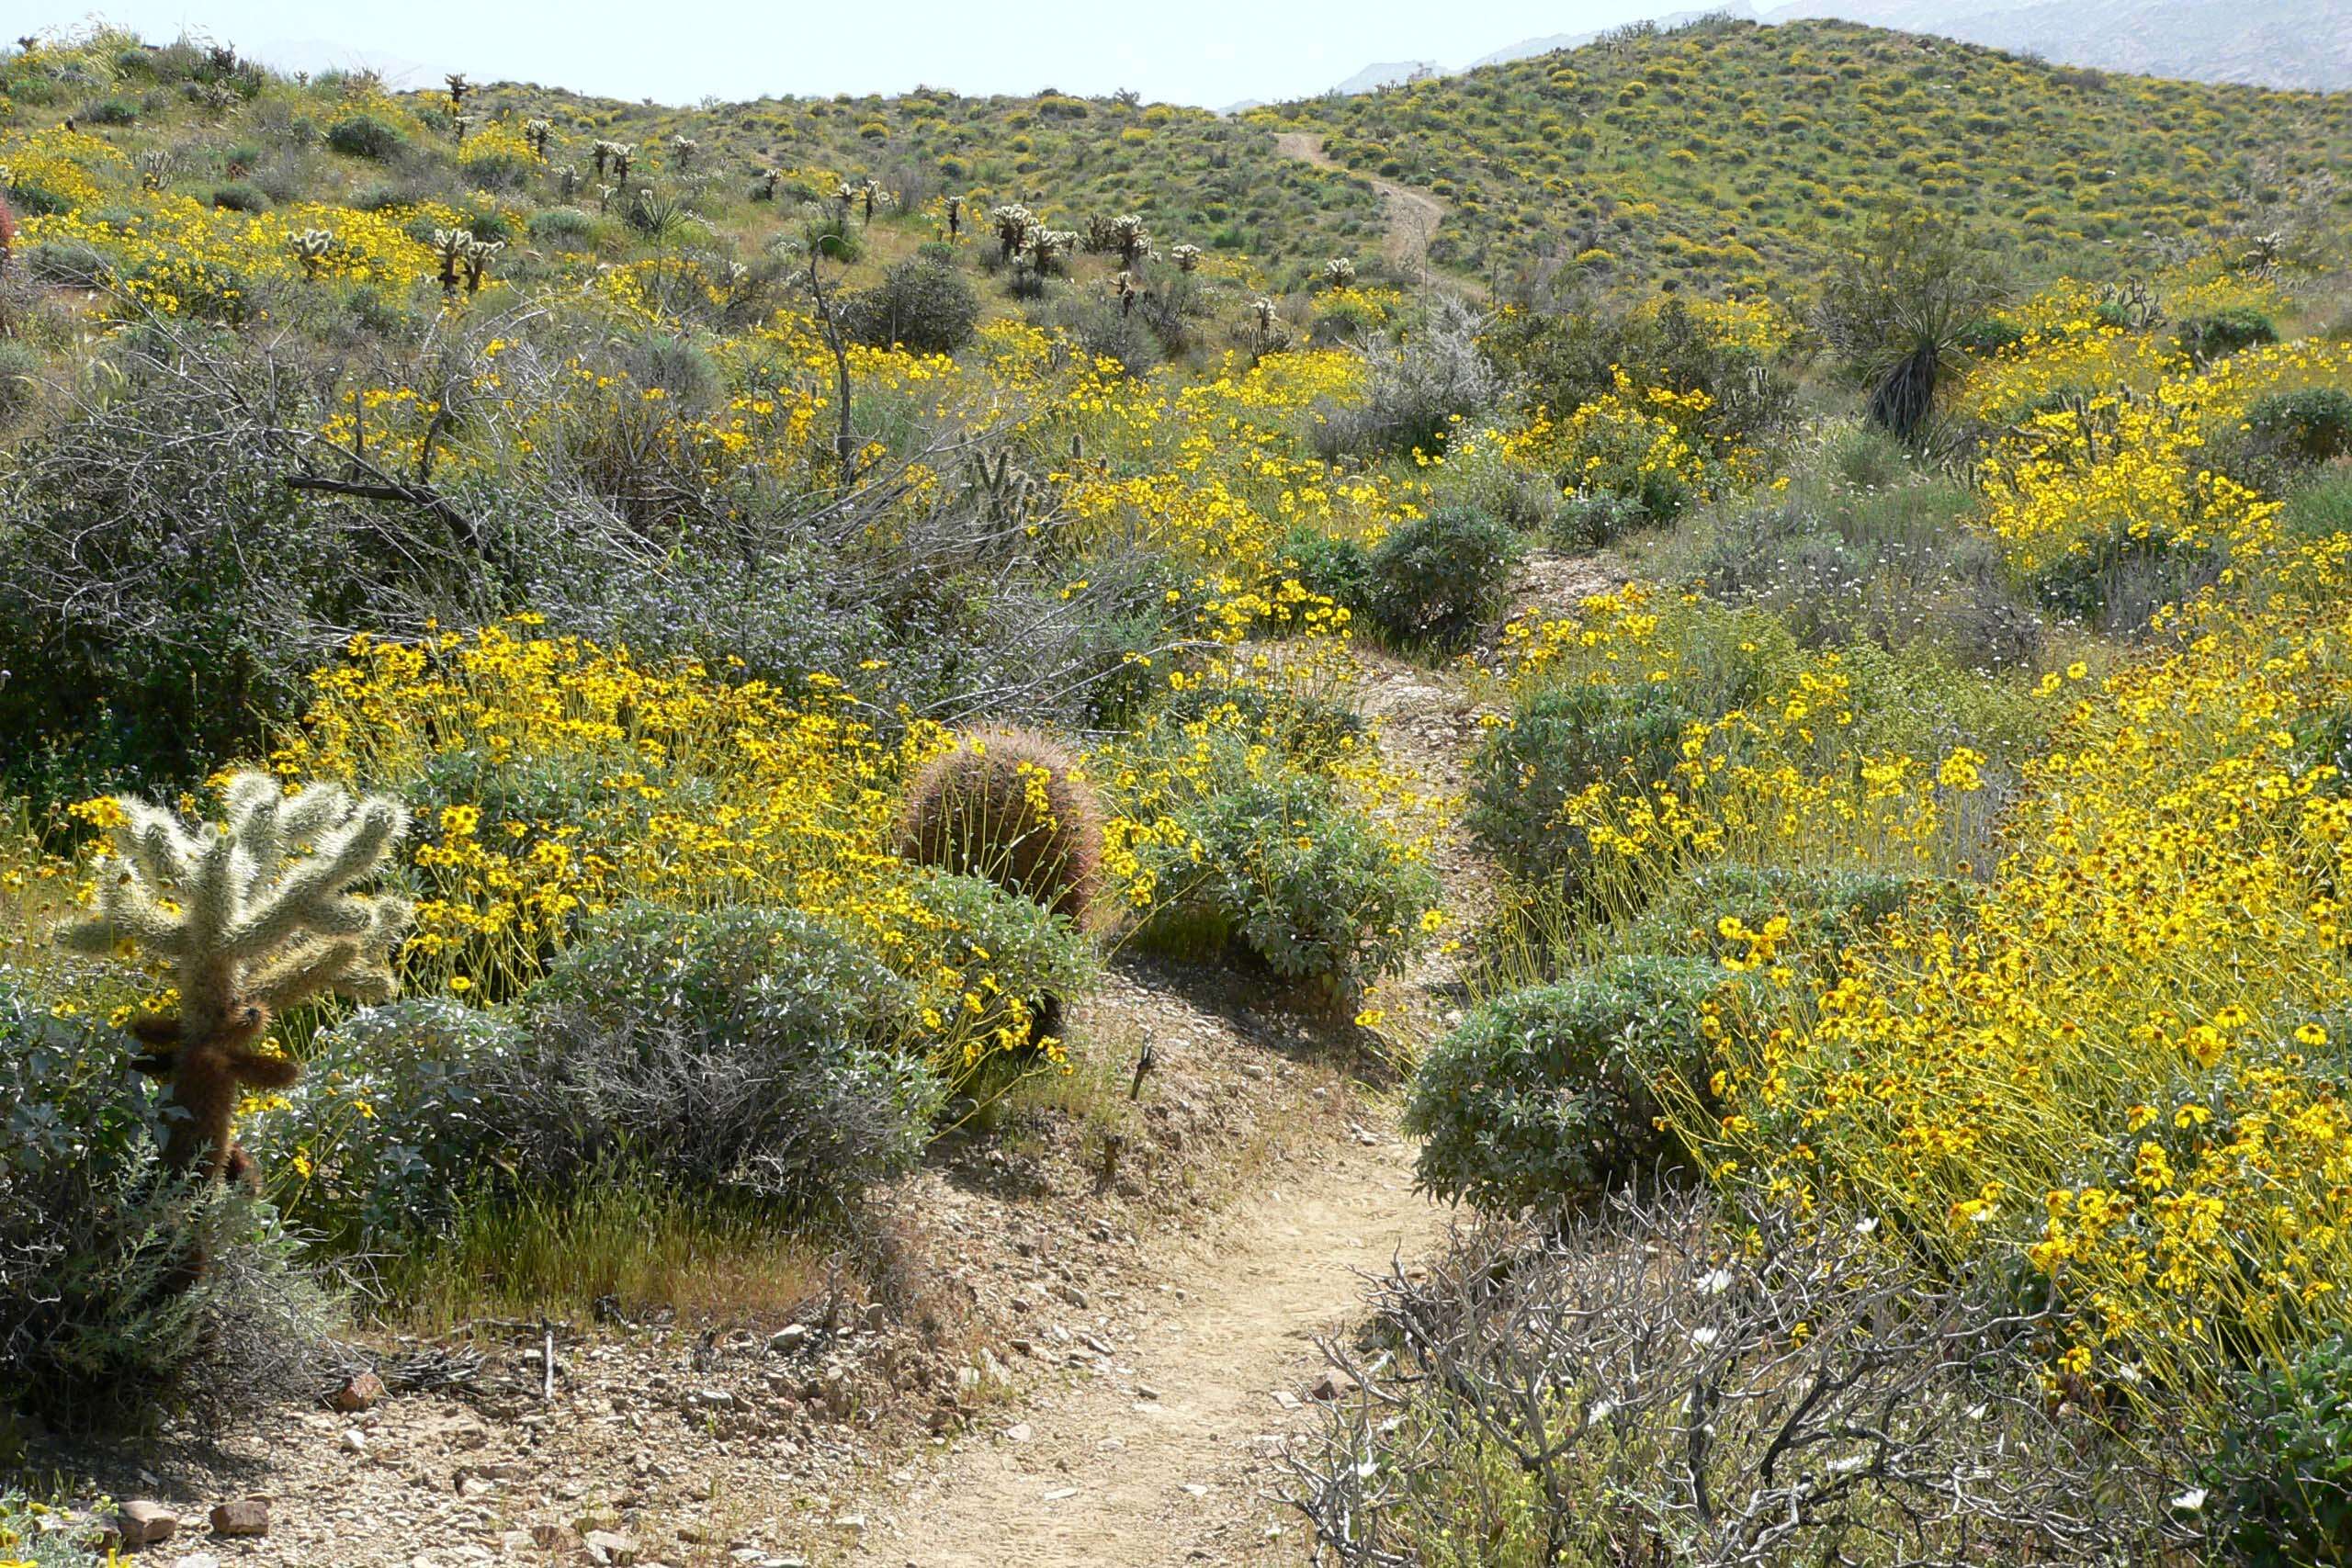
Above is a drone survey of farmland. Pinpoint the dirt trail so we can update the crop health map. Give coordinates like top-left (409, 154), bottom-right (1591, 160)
top-left (1273, 132), bottom-right (1449, 275)
top-left (848, 1133), bottom-right (1433, 1567)
top-left (848, 555), bottom-right (1621, 1567)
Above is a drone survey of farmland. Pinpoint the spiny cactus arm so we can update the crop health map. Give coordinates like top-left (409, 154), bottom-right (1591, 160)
top-left (58, 861), bottom-right (187, 956)
top-left (223, 1041), bottom-right (301, 1091)
top-left (222, 796), bottom-right (407, 953)
top-left (248, 895), bottom-right (408, 1014)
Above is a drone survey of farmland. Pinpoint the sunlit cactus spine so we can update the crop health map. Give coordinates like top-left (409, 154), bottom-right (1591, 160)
top-left (60, 773), bottom-right (413, 1195)
top-left (288, 228), bottom-right (335, 278)
top-left (989, 202), bottom-right (1035, 261)
top-left (1170, 242), bottom-right (1204, 273)
top-left (1106, 212), bottom-right (1151, 269)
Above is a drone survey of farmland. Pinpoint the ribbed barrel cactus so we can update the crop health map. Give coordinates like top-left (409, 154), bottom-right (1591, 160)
top-left (62, 773), bottom-right (413, 1190)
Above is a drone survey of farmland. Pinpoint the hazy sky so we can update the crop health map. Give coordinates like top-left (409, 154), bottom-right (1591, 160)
top-left (20, 2), bottom-right (1692, 108)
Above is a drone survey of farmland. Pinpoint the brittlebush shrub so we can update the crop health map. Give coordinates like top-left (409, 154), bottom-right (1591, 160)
top-left (1405, 956), bottom-right (1720, 1213)
top-left (1136, 761), bottom-right (1437, 1005)
top-left (1468, 682), bottom-right (1700, 890)
top-left (1363, 506), bottom-right (1520, 652)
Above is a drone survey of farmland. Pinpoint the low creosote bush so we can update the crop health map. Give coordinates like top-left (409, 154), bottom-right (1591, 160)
top-left (844, 252), bottom-right (983, 355)
top-left (1404, 956), bottom-right (1720, 1213)
top-left (2178, 307), bottom-right (2278, 362)
top-left (2246, 387), bottom-right (2352, 466)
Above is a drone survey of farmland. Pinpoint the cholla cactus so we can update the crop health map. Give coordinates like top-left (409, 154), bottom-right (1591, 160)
top-left (1322, 256), bottom-right (1357, 289)
top-left (525, 117), bottom-right (553, 158)
top-left (670, 133), bottom-right (699, 171)
top-left (944, 192), bottom-right (964, 240)
top-left (1116, 269), bottom-right (1140, 316)
top-left (859, 177), bottom-right (890, 225)
top-left (452, 112), bottom-right (479, 149)
top-left (1026, 227), bottom-right (1079, 273)
top-left (989, 202), bottom-right (1035, 261)
top-left (137, 147), bottom-right (175, 191)
top-left (2242, 231), bottom-right (2286, 274)
top-left (445, 72), bottom-right (470, 112)
top-left (754, 167), bottom-right (781, 201)
top-left (464, 237), bottom-right (503, 293)
top-left (288, 228), bottom-right (335, 278)
top-left (61, 773), bottom-right (412, 1188)
top-left (431, 226), bottom-right (473, 295)
top-left (556, 164), bottom-right (580, 199)
top-left (1106, 212), bottom-right (1151, 268)
top-left (1170, 242), bottom-right (1204, 273)
top-left (0, 193), bottom-right (14, 273)
top-left (606, 141), bottom-right (636, 181)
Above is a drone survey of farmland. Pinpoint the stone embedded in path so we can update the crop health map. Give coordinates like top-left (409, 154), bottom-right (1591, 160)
top-left (583, 1528), bottom-right (639, 1565)
top-left (208, 1499), bottom-right (269, 1538)
top-left (333, 1371), bottom-right (388, 1411)
top-left (1309, 1369), bottom-right (1360, 1402)
top-left (115, 1500), bottom-right (177, 1548)
top-left (1004, 1422), bottom-right (1035, 1443)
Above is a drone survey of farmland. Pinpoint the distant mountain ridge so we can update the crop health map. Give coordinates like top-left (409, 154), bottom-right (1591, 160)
top-left (1304, 0), bottom-right (2346, 105)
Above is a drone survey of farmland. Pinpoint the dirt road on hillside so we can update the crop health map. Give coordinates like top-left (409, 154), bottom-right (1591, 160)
top-left (1273, 131), bottom-right (1449, 276)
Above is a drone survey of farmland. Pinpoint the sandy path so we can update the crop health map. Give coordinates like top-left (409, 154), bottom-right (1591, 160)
top-left (1273, 131), bottom-right (1449, 275)
top-left (846, 1130), bottom-right (1435, 1566)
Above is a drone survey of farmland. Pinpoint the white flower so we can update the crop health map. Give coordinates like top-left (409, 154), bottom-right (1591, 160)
top-left (2171, 1488), bottom-right (2210, 1513)
top-left (1698, 1268), bottom-right (1735, 1294)
top-left (1690, 1326), bottom-right (1721, 1348)
top-left (1586, 1399), bottom-right (1617, 1425)
top-left (1854, 1216), bottom-right (1879, 1235)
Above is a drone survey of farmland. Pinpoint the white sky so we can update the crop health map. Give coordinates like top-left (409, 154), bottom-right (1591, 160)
top-left (20, 2), bottom-right (1692, 108)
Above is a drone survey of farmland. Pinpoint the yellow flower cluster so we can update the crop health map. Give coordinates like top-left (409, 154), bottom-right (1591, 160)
top-left (1688, 338), bottom-right (2352, 1413)
top-left (269, 620), bottom-right (1059, 1079)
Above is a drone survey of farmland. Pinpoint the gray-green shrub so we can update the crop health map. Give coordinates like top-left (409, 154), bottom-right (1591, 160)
top-left (1404, 956), bottom-right (1720, 1213)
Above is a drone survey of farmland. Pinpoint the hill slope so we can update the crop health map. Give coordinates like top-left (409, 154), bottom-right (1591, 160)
top-left (1250, 17), bottom-right (2352, 286)
top-left (1766, 0), bottom-right (2352, 92)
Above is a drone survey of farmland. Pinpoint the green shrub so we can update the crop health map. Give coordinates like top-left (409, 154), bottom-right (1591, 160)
top-left (2212, 1335), bottom-right (2352, 1566)
top-left (209, 182), bottom-right (270, 213)
top-left (1549, 490), bottom-right (1648, 548)
top-left (2177, 307), bottom-right (2278, 362)
top-left (512, 904), bottom-right (944, 1209)
top-left (1404, 956), bottom-right (1721, 1213)
top-left (1137, 762), bottom-right (1437, 1003)
top-left (77, 96), bottom-right (140, 126)
top-left (2284, 475), bottom-right (2352, 542)
top-left (0, 341), bottom-right (41, 425)
top-left (326, 113), bottom-right (407, 162)
top-left (1363, 505), bottom-right (1520, 651)
top-left (526, 205), bottom-right (602, 250)
top-left (1469, 682), bottom-right (1701, 889)
top-left (1615, 862), bottom-right (1953, 964)
top-left (2246, 388), bottom-right (2352, 466)
top-left (0, 984), bottom-right (338, 1432)
top-left (843, 254), bottom-right (982, 354)
top-left (1276, 525), bottom-right (1374, 618)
